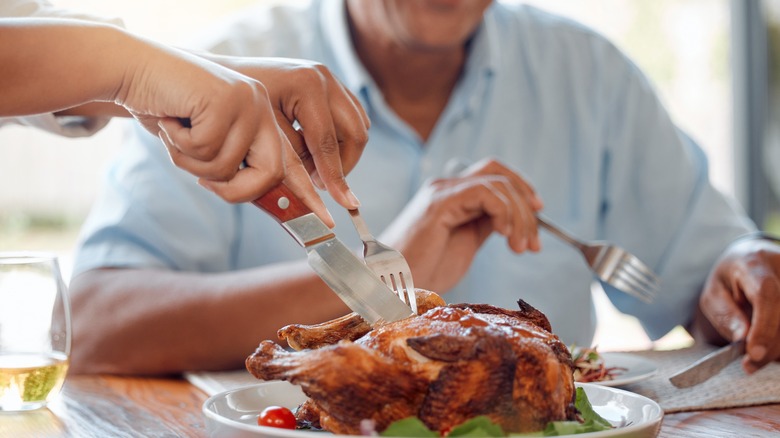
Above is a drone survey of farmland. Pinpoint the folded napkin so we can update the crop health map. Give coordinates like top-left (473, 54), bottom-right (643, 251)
top-left (185, 369), bottom-right (258, 396)
top-left (619, 344), bottom-right (780, 413)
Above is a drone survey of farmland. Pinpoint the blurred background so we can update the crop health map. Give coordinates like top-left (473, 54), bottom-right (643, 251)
top-left (2, 0), bottom-right (779, 350)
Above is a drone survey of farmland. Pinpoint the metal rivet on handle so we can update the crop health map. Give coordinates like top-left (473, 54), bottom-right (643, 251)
top-left (277, 197), bottom-right (290, 210)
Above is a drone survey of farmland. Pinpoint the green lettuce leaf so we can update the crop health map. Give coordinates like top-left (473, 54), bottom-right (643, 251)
top-left (381, 388), bottom-right (613, 437)
top-left (380, 417), bottom-right (438, 437)
top-left (573, 387), bottom-right (612, 430)
top-left (447, 416), bottom-right (506, 437)
top-left (512, 388), bottom-right (613, 436)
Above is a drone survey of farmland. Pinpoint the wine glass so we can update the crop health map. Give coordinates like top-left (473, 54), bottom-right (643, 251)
top-left (0, 252), bottom-right (71, 411)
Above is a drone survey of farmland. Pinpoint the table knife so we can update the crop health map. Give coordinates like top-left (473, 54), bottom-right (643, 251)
top-left (668, 340), bottom-right (746, 388)
top-left (251, 184), bottom-right (413, 325)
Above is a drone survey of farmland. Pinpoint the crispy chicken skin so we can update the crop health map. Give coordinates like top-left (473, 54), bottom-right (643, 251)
top-left (278, 290), bottom-right (446, 350)
top-left (246, 290), bottom-right (576, 435)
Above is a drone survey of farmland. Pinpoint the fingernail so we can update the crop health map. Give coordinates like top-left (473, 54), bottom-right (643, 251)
top-left (323, 209), bottom-right (335, 228)
top-left (347, 190), bottom-right (361, 208)
top-left (750, 345), bottom-right (767, 362)
top-left (157, 131), bottom-right (169, 146)
top-left (743, 359), bottom-right (759, 375)
top-left (197, 179), bottom-right (214, 192)
top-left (311, 171), bottom-right (325, 190)
top-left (729, 320), bottom-right (747, 339)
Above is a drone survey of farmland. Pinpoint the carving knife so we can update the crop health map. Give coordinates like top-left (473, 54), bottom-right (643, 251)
top-left (251, 184), bottom-right (414, 325)
top-left (668, 340), bottom-right (747, 388)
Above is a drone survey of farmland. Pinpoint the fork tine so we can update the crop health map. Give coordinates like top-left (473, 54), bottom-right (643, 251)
top-left (611, 268), bottom-right (657, 303)
top-left (399, 272), bottom-right (418, 314)
top-left (631, 284), bottom-right (657, 303)
top-left (537, 213), bottom-right (664, 303)
top-left (610, 274), bottom-right (654, 303)
top-left (388, 274), bottom-right (400, 297)
top-left (379, 274), bottom-right (390, 289)
top-left (348, 208), bottom-right (418, 317)
top-left (390, 275), bottom-right (404, 301)
top-left (619, 259), bottom-right (657, 287)
top-left (618, 273), bottom-right (656, 302)
top-left (620, 257), bottom-right (660, 297)
top-left (623, 255), bottom-right (661, 286)
top-left (594, 247), bottom-right (658, 302)
top-left (385, 272), bottom-right (418, 314)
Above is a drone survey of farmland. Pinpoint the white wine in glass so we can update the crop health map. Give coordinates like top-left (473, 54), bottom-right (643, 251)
top-left (0, 252), bottom-right (70, 411)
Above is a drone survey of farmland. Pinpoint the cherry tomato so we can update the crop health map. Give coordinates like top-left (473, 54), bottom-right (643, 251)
top-left (257, 406), bottom-right (297, 429)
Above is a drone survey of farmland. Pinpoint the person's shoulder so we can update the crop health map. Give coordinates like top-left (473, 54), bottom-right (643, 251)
top-left (494, 2), bottom-right (607, 42)
top-left (182, 1), bottom-right (317, 57)
top-left (493, 2), bottom-right (628, 64)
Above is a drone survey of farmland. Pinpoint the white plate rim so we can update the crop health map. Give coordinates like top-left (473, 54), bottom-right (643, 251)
top-left (202, 380), bottom-right (663, 437)
top-left (589, 352), bottom-right (659, 387)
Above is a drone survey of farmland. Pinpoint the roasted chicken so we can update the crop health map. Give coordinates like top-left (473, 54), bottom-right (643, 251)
top-left (246, 290), bottom-right (576, 435)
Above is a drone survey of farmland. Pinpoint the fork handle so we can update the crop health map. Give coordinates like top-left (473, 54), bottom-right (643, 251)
top-left (348, 208), bottom-right (376, 242)
top-left (536, 214), bottom-right (586, 251)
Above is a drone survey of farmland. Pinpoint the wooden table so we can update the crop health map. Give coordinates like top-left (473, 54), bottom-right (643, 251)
top-left (2, 375), bottom-right (779, 437)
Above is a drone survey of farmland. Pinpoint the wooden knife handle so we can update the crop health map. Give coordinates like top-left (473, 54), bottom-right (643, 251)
top-left (251, 183), bottom-right (313, 224)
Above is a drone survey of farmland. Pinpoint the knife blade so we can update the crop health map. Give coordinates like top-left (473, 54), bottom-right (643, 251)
top-left (251, 183), bottom-right (413, 325)
top-left (668, 340), bottom-right (746, 388)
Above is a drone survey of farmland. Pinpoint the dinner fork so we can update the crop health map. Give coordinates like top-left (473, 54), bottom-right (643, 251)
top-left (537, 214), bottom-right (659, 303)
top-left (348, 209), bottom-right (418, 314)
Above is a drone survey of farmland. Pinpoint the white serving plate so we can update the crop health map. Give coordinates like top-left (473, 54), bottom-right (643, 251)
top-left (203, 381), bottom-right (663, 437)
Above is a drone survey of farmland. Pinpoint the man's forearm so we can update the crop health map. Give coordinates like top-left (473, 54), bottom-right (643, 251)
top-left (68, 263), bottom-right (351, 375)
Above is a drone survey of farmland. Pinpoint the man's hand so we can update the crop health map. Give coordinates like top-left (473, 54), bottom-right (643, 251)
top-left (378, 158), bottom-right (543, 293)
top-left (699, 237), bottom-right (780, 373)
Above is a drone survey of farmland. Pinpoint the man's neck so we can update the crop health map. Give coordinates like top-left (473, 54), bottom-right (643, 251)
top-left (348, 14), bottom-right (466, 141)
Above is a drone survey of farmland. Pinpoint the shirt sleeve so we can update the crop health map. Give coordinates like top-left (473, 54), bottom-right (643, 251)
top-left (0, 0), bottom-right (55, 17)
top-left (72, 123), bottom-right (240, 277)
top-left (0, 114), bottom-right (110, 137)
top-left (0, 0), bottom-right (122, 22)
top-left (595, 47), bottom-right (756, 339)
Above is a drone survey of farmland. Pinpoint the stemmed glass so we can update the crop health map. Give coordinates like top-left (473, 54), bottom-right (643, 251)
top-left (0, 252), bottom-right (71, 411)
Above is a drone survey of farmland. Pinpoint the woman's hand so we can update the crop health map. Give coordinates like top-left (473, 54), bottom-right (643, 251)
top-left (119, 44), bottom-right (372, 226)
top-left (209, 56), bottom-right (370, 211)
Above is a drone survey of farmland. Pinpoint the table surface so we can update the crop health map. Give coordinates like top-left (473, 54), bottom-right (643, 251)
top-left (2, 375), bottom-right (779, 438)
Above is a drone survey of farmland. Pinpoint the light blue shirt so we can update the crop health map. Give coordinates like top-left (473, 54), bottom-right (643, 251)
top-left (73, 0), bottom-right (755, 346)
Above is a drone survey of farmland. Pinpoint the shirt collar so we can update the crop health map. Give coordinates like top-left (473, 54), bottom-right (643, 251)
top-left (320, 0), bottom-right (501, 89)
top-left (468, 4), bottom-right (501, 79)
top-left (319, 0), bottom-right (500, 128)
top-left (320, 0), bottom-right (371, 92)
top-left (439, 5), bottom-right (500, 125)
